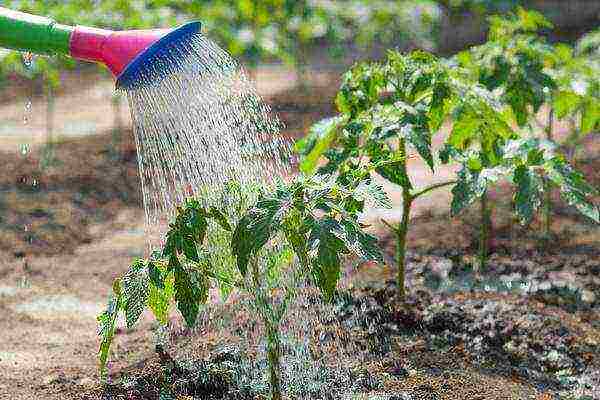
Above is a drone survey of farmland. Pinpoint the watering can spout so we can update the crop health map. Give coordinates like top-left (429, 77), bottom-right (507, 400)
top-left (0, 7), bottom-right (201, 86)
top-left (70, 26), bottom-right (168, 77)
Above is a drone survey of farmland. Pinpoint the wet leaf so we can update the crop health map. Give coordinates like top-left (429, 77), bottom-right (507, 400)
top-left (121, 259), bottom-right (149, 329)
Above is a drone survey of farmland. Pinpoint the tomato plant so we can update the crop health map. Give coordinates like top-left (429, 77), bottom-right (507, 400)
top-left (457, 8), bottom-right (600, 246)
top-left (296, 47), bottom-right (598, 299)
top-left (296, 50), bottom-right (514, 297)
top-left (98, 175), bottom-right (384, 399)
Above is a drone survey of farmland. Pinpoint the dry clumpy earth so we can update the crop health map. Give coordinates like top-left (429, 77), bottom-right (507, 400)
top-left (0, 78), bottom-right (599, 399)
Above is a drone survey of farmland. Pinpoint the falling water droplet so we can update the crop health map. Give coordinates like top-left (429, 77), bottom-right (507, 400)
top-left (23, 100), bottom-right (32, 125)
top-left (19, 144), bottom-right (30, 156)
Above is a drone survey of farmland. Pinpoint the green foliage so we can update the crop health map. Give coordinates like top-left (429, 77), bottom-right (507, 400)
top-left (182, 0), bottom-right (442, 68)
top-left (2, 0), bottom-right (444, 88)
top-left (576, 29), bottom-right (600, 60)
top-left (232, 175), bottom-right (385, 301)
top-left (444, 138), bottom-right (599, 224)
top-left (298, 33), bottom-right (598, 293)
top-left (97, 198), bottom-right (236, 373)
top-left (299, 50), bottom-right (515, 194)
top-left (457, 7), bottom-right (556, 127)
top-left (98, 176), bottom-right (384, 374)
top-left (550, 44), bottom-right (600, 136)
top-left (121, 259), bottom-right (150, 329)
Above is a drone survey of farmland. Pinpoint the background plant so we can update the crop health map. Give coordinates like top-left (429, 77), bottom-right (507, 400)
top-left (296, 50), bottom-right (521, 298)
top-left (297, 46), bottom-right (598, 299)
top-left (456, 8), bottom-right (600, 248)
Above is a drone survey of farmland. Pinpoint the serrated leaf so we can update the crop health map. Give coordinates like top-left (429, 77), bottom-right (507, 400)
top-left (231, 196), bottom-right (289, 275)
top-left (546, 158), bottom-right (599, 223)
top-left (98, 282), bottom-right (122, 375)
top-left (148, 272), bottom-right (174, 325)
top-left (449, 105), bottom-right (478, 149)
top-left (148, 261), bottom-right (164, 289)
top-left (513, 165), bottom-right (544, 224)
top-left (340, 220), bottom-right (384, 263)
top-left (121, 260), bottom-right (149, 329)
top-left (208, 207), bottom-right (232, 231)
top-left (308, 218), bottom-right (347, 301)
top-left (353, 180), bottom-right (392, 209)
top-left (366, 140), bottom-right (411, 188)
top-left (173, 263), bottom-right (207, 327)
top-left (182, 239), bottom-right (199, 263)
top-left (451, 167), bottom-right (487, 215)
top-left (297, 116), bottom-right (343, 174)
top-left (402, 122), bottom-right (434, 171)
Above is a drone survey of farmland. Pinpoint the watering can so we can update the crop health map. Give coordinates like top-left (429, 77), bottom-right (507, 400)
top-left (0, 7), bottom-right (201, 89)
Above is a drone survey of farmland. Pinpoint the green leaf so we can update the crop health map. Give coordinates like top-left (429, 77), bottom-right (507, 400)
top-left (297, 116), bottom-right (343, 174)
top-left (148, 261), bottom-right (164, 289)
top-left (366, 140), bottom-right (411, 188)
top-left (546, 158), bottom-right (599, 223)
top-left (516, 7), bottom-right (553, 31)
top-left (513, 165), bottom-right (544, 224)
top-left (182, 239), bottom-right (200, 263)
top-left (163, 229), bottom-right (183, 259)
top-left (340, 220), bottom-right (384, 263)
top-left (428, 81), bottom-right (453, 132)
top-left (353, 179), bottom-right (392, 209)
top-left (451, 167), bottom-right (489, 215)
top-left (308, 218), bottom-right (347, 301)
top-left (98, 280), bottom-right (122, 375)
top-left (121, 260), bottom-right (149, 329)
top-left (449, 105), bottom-right (479, 149)
top-left (403, 122), bottom-right (434, 171)
top-left (581, 100), bottom-right (600, 134)
top-left (208, 206), bottom-right (232, 231)
top-left (553, 90), bottom-right (581, 119)
top-left (173, 263), bottom-right (208, 327)
top-left (148, 272), bottom-right (174, 326)
top-left (232, 196), bottom-right (289, 275)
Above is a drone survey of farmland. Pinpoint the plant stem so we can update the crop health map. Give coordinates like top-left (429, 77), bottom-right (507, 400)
top-left (411, 180), bottom-right (457, 200)
top-left (542, 109), bottom-right (554, 241)
top-left (266, 322), bottom-right (282, 400)
top-left (250, 258), bottom-right (282, 400)
top-left (479, 190), bottom-right (491, 271)
top-left (396, 191), bottom-right (412, 300)
top-left (394, 138), bottom-right (412, 300)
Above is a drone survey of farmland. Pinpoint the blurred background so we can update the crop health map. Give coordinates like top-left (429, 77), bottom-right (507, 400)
top-left (0, 1), bottom-right (598, 398)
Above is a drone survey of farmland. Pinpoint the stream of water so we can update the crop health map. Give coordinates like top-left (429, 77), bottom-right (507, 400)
top-left (120, 34), bottom-right (293, 249)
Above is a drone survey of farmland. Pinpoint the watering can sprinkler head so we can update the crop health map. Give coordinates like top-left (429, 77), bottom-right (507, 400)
top-left (0, 7), bottom-right (201, 90)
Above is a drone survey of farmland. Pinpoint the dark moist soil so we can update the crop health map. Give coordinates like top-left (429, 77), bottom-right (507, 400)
top-left (0, 132), bottom-right (141, 257)
top-left (74, 247), bottom-right (600, 400)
